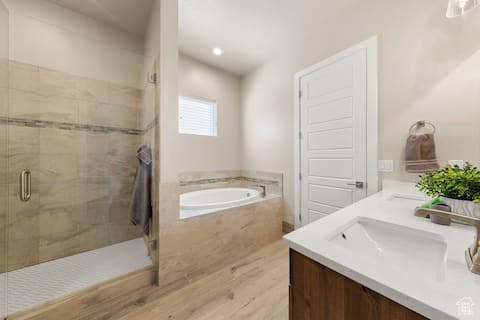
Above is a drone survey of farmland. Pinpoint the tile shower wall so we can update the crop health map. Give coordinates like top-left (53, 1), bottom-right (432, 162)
top-left (5, 60), bottom-right (145, 271)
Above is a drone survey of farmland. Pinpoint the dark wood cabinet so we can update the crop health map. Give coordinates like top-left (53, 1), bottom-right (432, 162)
top-left (289, 250), bottom-right (429, 320)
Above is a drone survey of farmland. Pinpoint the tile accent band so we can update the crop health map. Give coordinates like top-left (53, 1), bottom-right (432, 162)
top-left (179, 176), bottom-right (280, 187)
top-left (0, 116), bottom-right (158, 136)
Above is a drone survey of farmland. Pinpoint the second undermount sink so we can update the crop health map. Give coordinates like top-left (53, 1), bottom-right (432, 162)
top-left (329, 217), bottom-right (448, 282)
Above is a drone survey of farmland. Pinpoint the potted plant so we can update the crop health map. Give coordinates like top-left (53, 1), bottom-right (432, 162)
top-left (416, 163), bottom-right (480, 218)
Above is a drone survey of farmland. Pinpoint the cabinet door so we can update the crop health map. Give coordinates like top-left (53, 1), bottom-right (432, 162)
top-left (344, 278), bottom-right (427, 320)
top-left (290, 285), bottom-right (308, 320)
top-left (290, 250), bottom-right (344, 319)
top-left (290, 250), bottom-right (429, 320)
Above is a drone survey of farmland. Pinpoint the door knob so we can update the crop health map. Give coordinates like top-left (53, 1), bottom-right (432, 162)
top-left (347, 181), bottom-right (364, 189)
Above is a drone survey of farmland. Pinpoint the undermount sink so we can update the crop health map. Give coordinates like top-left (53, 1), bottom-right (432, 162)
top-left (329, 217), bottom-right (448, 282)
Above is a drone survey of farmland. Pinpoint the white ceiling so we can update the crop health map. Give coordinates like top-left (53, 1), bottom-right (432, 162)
top-left (49, 0), bottom-right (154, 36)
top-left (179, 0), bottom-right (354, 75)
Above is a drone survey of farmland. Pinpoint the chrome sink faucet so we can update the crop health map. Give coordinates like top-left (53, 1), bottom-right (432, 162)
top-left (415, 208), bottom-right (480, 275)
top-left (255, 185), bottom-right (266, 198)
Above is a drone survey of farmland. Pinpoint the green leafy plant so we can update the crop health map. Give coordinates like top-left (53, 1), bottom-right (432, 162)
top-left (416, 163), bottom-right (480, 203)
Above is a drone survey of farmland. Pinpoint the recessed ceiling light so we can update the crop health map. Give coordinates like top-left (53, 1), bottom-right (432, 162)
top-left (212, 47), bottom-right (223, 56)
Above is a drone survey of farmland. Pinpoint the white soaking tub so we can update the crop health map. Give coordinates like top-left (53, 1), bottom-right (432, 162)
top-left (180, 187), bottom-right (278, 219)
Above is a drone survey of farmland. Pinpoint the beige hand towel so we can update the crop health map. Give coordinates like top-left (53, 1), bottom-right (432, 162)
top-left (405, 133), bottom-right (439, 173)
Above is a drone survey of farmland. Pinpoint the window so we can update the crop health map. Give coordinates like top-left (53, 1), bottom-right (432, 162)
top-left (178, 96), bottom-right (218, 136)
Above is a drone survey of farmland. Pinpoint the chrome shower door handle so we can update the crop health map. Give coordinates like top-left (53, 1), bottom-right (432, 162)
top-left (20, 169), bottom-right (31, 201)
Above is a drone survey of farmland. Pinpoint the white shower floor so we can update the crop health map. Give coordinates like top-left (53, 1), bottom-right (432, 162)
top-left (0, 238), bottom-right (152, 316)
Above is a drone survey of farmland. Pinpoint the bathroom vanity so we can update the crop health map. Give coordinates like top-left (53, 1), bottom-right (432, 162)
top-left (284, 180), bottom-right (480, 320)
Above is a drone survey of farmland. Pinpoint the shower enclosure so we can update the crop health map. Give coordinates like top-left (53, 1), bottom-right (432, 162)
top-left (0, 0), bottom-right (159, 317)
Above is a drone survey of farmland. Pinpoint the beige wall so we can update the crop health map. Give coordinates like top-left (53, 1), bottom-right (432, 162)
top-left (142, 0), bottom-right (160, 87)
top-left (177, 53), bottom-right (242, 173)
top-left (241, 0), bottom-right (480, 224)
top-left (4, 0), bottom-right (144, 88)
top-left (0, 0), bottom-right (6, 61)
top-left (159, 0), bottom-right (179, 183)
top-left (160, 1), bottom-right (244, 183)
top-left (159, 1), bottom-right (243, 182)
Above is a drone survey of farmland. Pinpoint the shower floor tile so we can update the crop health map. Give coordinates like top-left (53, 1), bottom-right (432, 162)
top-left (0, 238), bottom-right (152, 316)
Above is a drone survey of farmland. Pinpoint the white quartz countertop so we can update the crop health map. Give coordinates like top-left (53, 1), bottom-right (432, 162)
top-left (283, 180), bottom-right (480, 320)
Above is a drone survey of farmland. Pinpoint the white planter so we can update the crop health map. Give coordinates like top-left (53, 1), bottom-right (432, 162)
top-left (440, 197), bottom-right (480, 219)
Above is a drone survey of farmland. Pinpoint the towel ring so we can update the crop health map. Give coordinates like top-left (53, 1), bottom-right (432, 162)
top-left (409, 120), bottom-right (436, 135)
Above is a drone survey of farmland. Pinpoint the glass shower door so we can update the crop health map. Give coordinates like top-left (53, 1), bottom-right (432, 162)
top-left (0, 0), bottom-right (8, 316)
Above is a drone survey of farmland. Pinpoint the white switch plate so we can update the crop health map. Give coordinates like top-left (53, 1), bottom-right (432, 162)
top-left (378, 160), bottom-right (394, 172)
top-left (448, 160), bottom-right (464, 168)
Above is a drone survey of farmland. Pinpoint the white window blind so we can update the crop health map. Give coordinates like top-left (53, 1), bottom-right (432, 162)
top-left (178, 96), bottom-right (218, 136)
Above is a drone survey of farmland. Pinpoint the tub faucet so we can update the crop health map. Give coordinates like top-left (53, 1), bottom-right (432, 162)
top-left (255, 185), bottom-right (266, 198)
top-left (415, 207), bottom-right (480, 275)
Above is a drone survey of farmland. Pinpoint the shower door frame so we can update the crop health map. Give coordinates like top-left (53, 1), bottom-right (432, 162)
top-left (0, 0), bottom-right (8, 317)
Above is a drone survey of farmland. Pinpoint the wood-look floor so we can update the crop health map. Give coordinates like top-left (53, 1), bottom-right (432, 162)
top-left (119, 240), bottom-right (289, 320)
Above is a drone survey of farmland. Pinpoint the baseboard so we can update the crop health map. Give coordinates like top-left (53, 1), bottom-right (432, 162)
top-left (282, 221), bottom-right (294, 234)
top-left (7, 267), bottom-right (155, 320)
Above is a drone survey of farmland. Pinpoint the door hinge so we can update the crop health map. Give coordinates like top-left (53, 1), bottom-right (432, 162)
top-left (298, 90), bottom-right (302, 99)
top-left (299, 132), bottom-right (302, 139)
top-left (147, 72), bottom-right (157, 84)
top-left (148, 240), bottom-right (157, 250)
top-left (299, 173), bottom-right (302, 180)
top-left (299, 213), bottom-right (302, 222)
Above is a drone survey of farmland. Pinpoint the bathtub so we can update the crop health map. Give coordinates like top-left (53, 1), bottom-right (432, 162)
top-left (180, 187), bottom-right (278, 219)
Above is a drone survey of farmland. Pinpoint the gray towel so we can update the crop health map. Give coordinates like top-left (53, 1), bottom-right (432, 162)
top-left (129, 145), bottom-right (152, 235)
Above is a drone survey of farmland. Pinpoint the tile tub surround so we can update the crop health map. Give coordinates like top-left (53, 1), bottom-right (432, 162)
top-left (178, 170), bottom-right (243, 190)
top-left (241, 170), bottom-right (283, 196)
top-left (179, 170), bottom-right (283, 196)
top-left (282, 221), bottom-right (294, 234)
top-left (3, 61), bottom-right (159, 271)
top-left (158, 182), bottom-right (283, 294)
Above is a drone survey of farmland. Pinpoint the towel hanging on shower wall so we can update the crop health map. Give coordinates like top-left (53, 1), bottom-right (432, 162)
top-left (405, 121), bottom-right (439, 173)
top-left (129, 145), bottom-right (153, 235)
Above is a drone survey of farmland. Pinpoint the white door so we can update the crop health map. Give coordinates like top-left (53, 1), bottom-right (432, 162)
top-left (299, 48), bottom-right (368, 225)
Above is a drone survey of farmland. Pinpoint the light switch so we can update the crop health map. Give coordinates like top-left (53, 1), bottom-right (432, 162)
top-left (448, 160), bottom-right (464, 168)
top-left (378, 160), bottom-right (394, 172)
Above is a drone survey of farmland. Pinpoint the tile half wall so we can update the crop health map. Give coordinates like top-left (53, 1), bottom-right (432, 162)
top-left (158, 176), bottom-right (283, 294)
